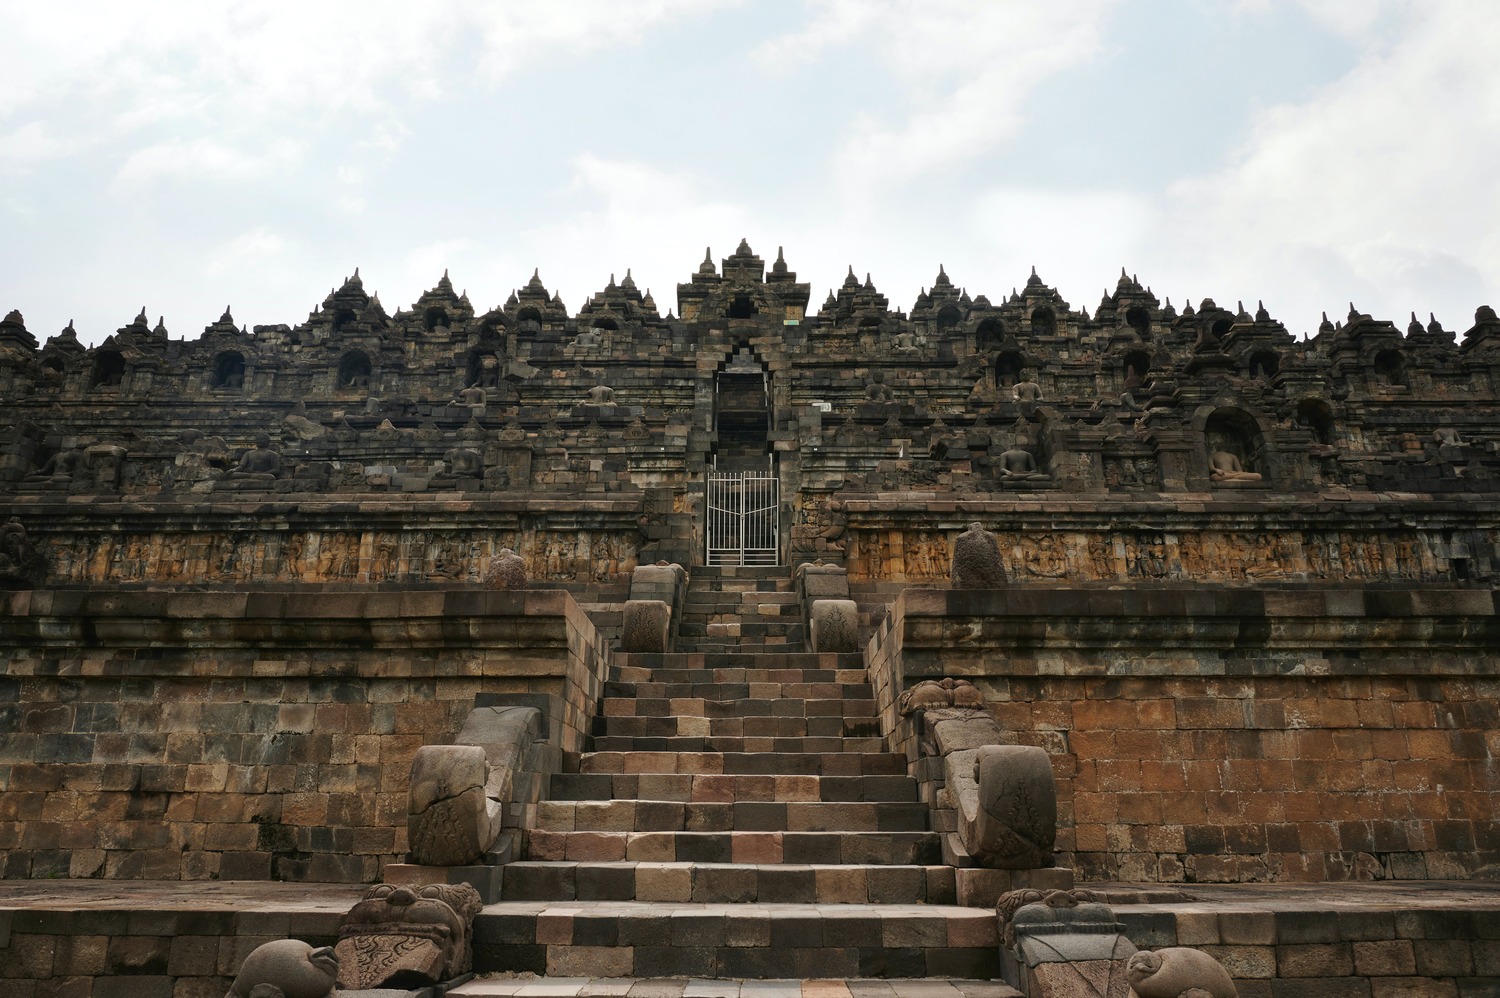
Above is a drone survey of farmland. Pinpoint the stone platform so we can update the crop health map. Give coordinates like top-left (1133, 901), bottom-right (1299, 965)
top-left (2, 880), bottom-right (1498, 994)
top-left (449, 978), bottom-right (1021, 998)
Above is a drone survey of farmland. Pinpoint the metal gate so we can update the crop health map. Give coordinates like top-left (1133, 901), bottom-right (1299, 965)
top-left (706, 471), bottom-right (779, 566)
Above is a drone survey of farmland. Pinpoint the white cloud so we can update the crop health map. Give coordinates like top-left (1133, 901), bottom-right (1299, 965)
top-left (970, 188), bottom-right (1158, 303)
top-left (113, 137), bottom-right (302, 189)
top-left (0, 122), bottom-right (74, 170)
top-left (1165, 0), bottom-right (1500, 330)
top-left (757, 0), bottom-right (1122, 193)
top-left (467, 1), bottom-right (739, 82)
top-left (202, 227), bottom-right (289, 277)
top-left (521, 154), bottom-right (758, 311)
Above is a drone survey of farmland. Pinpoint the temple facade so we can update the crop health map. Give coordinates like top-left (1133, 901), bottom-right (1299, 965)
top-left (3, 239), bottom-right (1500, 588)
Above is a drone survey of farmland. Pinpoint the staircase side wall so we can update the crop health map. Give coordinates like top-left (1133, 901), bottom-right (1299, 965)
top-left (869, 585), bottom-right (1500, 883)
top-left (0, 587), bottom-right (610, 882)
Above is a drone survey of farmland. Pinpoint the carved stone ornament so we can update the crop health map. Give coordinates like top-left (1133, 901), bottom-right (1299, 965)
top-left (334, 882), bottom-right (483, 989)
top-left (482, 547), bottom-right (527, 590)
top-left (951, 521), bottom-right (1007, 588)
top-left (1125, 947), bottom-right (1238, 998)
top-left (953, 743), bottom-right (1057, 869)
top-left (407, 744), bottom-right (499, 866)
top-left (224, 939), bottom-right (338, 998)
top-left (899, 677), bottom-right (983, 716)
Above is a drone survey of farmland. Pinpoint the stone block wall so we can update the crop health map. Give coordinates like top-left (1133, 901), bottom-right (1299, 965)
top-left (865, 585), bottom-right (1500, 882)
top-left (0, 885), bottom-right (353, 997)
top-left (0, 588), bottom-right (609, 882)
top-left (1112, 896), bottom-right (1500, 997)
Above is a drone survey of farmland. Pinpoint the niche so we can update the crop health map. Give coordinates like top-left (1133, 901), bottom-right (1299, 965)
top-left (1295, 398), bottom-right (1336, 446)
top-left (728, 294), bottom-right (758, 319)
top-left (1125, 307), bottom-right (1150, 340)
top-left (936, 305), bottom-right (962, 331)
top-left (337, 350), bottom-right (372, 389)
top-left (91, 351), bottom-right (125, 389)
top-left (1248, 350), bottom-right (1280, 381)
top-left (591, 316), bottom-right (620, 331)
top-left (996, 350), bottom-right (1026, 389)
top-left (330, 308), bottom-right (358, 335)
top-left (424, 307), bottom-right (450, 332)
top-left (212, 351), bottom-right (246, 390)
top-left (1031, 307), bottom-right (1057, 337)
top-left (975, 318), bottom-right (1004, 352)
top-left (516, 306), bottom-right (543, 336)
top-left (1123, 350), bottom-right (1151, 389)
top-left (1373, 349), bottom-right (1407, 386)
top-left (467, 350), bottom-right (500, 388)
top-left (1204, 407), bottom-right (1266, 478)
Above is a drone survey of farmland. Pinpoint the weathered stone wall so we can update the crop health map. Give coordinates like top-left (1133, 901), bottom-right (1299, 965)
top-left (866, 586), bottom-right (1500, 883)
top-left (0, 884), bottom-right (353, 997)
top-left (0, 588), bottom-right (609, 882)
top-left (842, 496), bottom-right (1497, 583)
top-left (3, 496), bottom-right (651, 585)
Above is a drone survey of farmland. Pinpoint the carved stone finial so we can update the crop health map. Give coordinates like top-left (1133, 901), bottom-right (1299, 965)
top-left (482, 548), bottom-right (527, 590)
top-left (951, 522), bottom-right (1007, 588)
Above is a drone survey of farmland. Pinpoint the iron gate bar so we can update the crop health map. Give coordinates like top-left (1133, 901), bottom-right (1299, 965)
top-left (706, 470), bottom-right (779, 566)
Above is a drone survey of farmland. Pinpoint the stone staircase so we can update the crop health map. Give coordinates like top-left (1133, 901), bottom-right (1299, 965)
top-left (676, 566), bottom-right (804, 653)
top-left (474, 566), bottom-right (1009, 985)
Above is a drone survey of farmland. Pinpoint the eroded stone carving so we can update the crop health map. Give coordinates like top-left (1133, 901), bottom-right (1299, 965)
top-left (809, 598), bottom-right (858, 652)
top-left (899, 677), bottom-right (983, 716)
top-left (996, 888), bottom-right (1104, 947)
top-left (334, 882), bottom-right (483, 990)
top-left (482, 547), bottom-right (526, 590)
top-left (407, 744), bottom-right (496, 867)
top-left (1003, 891), bottom-right (1138, 998)
top-left (1125, 948), bottom-right (1238, 998)
top-left (951, 521), bottom-right (1007, 588)
top-left (1208, 451), bottom-right (1260, 484)
top-left (621, 598), bottom-right (672, 653)
top-left (0, 517), bottom-right (43, 588)
top-left (954, 744), bottom-right (1057, 869)
top-left (998, 436), bottom-right (1049, 483)
top-left (225, 939), bottom-right (338, 998)
top-left (230, 433), bottom-right (282, 482)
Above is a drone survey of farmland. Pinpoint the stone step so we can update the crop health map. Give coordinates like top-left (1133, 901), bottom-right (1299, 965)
top-left (681, 591), bottom-right (800, 610)
top-left (603, 681), bottom-right (873, 701)
top-left (452, 977), bottom-right (1020, 998)
top-left (675, 641), bottom-right (804, 656)
top-left (693, 621), bottom-right (804, 638)
top-left (472, 901), bottom-right (999, 979)
top-left (612, 667), bottom-right (868, 686)
top-left (534, 800), bottom-right (929, 833)
top-left (594, 717), bottom-right (879, 741)
top-left (499, 862), bottom-right (955, 904)
top-left (549, 772), bottom-right (918, 802)
top-left (570, 752), bottom-right (907, 777)
top-left (691, 579), bottom-right (794, 594)
top-left (524, 831), bottom-right (944, 866)
top-left (603, 697), bottom-right (875, 718)
top-left (690, 566), bottom-right (795, 578)
top-left (589, 736), bottom-right (887, 754)
top-left (612, 652), bottom-right (864, 671)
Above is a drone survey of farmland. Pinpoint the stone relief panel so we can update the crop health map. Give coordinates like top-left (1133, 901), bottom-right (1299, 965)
top-left (43, 526), bottom-right (640, 584)
top-left (845, 525), bottom-right (1467, 583)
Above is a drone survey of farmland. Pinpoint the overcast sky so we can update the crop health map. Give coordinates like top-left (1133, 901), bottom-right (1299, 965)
top-left (2, 0), bottom-right (1497, 347)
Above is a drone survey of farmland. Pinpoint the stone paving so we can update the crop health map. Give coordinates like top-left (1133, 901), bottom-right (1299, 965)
top-left (450, 978), bottom-right (1021, 998)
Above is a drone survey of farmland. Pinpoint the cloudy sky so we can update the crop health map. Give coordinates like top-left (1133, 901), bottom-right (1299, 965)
top-left (2, 0), bottom-right (1497, 346)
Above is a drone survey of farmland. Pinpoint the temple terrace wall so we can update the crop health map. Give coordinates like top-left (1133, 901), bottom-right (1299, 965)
top-left (0, 588), bottom-right (608, 882)
top-left (866, 585), bottom-right (1500, 883)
